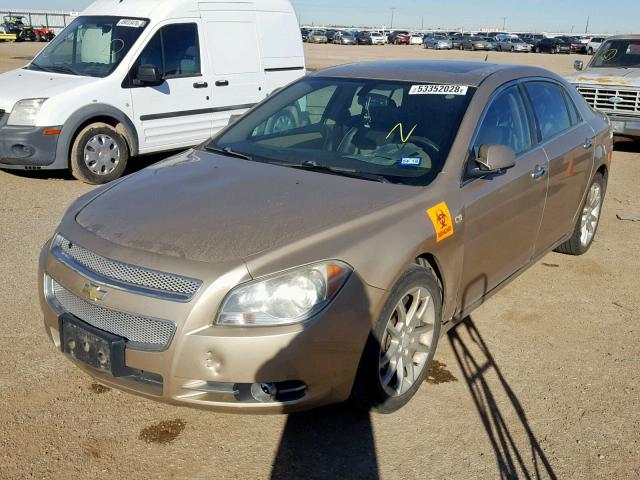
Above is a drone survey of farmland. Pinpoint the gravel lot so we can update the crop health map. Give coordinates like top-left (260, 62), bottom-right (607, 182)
top-left (1, 42), bottom-right (638, 480)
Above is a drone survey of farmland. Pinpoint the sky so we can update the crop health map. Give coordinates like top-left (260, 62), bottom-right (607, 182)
top-left (5, 0), bottom-right (639, 34)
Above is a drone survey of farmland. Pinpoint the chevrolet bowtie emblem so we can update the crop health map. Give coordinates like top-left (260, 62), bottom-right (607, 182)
top-left (82, 283), bottom-right (107, 302)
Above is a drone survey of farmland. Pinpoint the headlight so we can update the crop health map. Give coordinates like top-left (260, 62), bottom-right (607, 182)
top-left (216, 261), bottom-right (352, 326)
top-left (7, 98), bottom-right (47, 126)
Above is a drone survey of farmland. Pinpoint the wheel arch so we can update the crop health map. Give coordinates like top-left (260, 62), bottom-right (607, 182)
top-left (414, 253), bottom-right (445, 304)
top-left (55, 104), bottom-right (139, 169)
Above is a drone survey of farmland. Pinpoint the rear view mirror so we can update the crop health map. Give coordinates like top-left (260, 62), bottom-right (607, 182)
top-left (468, 145), bottom-right (516, 178)
top-left (574, 60), bottom-right (584, 71)
top-left (134, 64), bottom-right (163, 86)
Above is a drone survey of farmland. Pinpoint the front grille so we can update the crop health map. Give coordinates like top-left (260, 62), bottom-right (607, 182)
top-left (49, 278), bottom-right (176, 351)
top-left (577, 86), bottom-right (640, 116)
top-left (51, 234), bottom-right (201, 301)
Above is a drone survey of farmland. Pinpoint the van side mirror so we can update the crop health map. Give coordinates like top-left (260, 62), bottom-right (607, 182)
top-left (574, 60), bottom-right (584, 71)
top-left (134, 64), bottom-right (163, 86)
top-left (467, 145), bottom-right (516, 178)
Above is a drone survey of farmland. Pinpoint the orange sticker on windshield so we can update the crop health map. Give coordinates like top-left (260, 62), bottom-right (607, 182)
top-left (426, 202), bottom-right (454, 242)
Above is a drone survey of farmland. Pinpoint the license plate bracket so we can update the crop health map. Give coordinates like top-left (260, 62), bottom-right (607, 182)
top-left (59, 314), bottom-right (134, 377)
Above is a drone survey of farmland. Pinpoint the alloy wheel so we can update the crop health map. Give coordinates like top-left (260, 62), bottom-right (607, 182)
top-left (580, 182), bottom-right (602, 247)
top-left (379, 287), bottom-right (436, 397)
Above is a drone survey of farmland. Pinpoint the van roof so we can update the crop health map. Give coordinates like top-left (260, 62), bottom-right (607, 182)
top-left (82, 0), bottom-right (295, 21)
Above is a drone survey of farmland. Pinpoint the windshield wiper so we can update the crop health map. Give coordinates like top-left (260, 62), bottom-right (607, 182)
top-left (282, 160), bottom-right (390, 183)
top-left (42, 65), bottom-right (78, 76)
top-left (205, 145), bottom-right (253, 161)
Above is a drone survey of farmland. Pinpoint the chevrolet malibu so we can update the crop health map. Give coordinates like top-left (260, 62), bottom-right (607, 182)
top-left (39, 61), bottom-right (612, 413)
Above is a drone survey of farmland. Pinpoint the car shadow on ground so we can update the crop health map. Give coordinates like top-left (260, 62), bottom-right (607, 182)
top-left (270, 404), bottom-right (379, 480)
top-left (613, 138), bottom-right (640, 153)
top-left (448, 317), bottom-right (557, 480)
top-left (0, 149), bottom-right (183, 182)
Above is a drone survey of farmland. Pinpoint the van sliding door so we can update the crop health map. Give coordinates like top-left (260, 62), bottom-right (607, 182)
top-left (201, 10), bottom-right (264, 134)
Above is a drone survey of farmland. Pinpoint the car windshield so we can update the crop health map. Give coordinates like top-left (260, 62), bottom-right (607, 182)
top-left (591, 39), bottom-right (640, 68)
top-left (27, 15), bottom-right (148, 78)
top-left (207, 77), bottom-right (475, 186)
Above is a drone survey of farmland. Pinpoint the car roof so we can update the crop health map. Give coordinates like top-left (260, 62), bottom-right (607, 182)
top-left (311, 60), bottom-right (553, 87)
top-left (604, 34), bottom-right (640, 41)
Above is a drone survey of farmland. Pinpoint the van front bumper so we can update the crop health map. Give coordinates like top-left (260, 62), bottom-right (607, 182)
top-left (0, 121), bottom-right (61, 168)
top-left (38, 235), bottom-right (385, 414)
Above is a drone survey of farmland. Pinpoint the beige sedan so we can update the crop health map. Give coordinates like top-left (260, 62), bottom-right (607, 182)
top-left (39, 61), bottom-right (612, 413)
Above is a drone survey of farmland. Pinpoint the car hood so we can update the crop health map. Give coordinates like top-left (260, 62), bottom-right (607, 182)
top-left (74, 150), bottom-right (416, 264)
top-left (567, 68), bottom-right (640, 87)
top-left (0, 68), bottom-right (99, 112)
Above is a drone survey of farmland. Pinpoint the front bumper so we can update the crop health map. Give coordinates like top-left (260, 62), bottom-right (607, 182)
top-left (608, 115), bottom-right (640, 138)
top-left (38, 231), bottom-right (385, 414)
top-left (0, 113), bottom-right (61, 168)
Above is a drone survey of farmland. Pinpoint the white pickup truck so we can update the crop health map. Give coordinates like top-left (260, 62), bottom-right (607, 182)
top-left (568, 35), bottom-right (640, 140)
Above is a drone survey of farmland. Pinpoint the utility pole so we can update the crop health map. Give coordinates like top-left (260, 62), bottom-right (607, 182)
top-left (570, 25), bottom-right (574, 33)
top-left (421, 16), bottom-right (424, 30)
top-left (502, 17), bottom-right (506, 31)
top-left (585, 16), bottom-right (590, 34)
top-left (390, 7), bottom-right (396, 29)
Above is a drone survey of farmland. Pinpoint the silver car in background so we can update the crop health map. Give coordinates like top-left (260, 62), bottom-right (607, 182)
top-left (496, 36), bottom-right (533, 52)
top-left (423, 35), bottom-right (452, 50)
top-left (461, 36), bottom-right (493, 51)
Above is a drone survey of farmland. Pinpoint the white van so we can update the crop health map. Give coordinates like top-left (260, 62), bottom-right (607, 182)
top-left (0, 0), bottom-right (305, 183)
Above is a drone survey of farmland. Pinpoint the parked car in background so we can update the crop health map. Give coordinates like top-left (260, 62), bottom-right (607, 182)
top-left (308, 29), bottom-right (328, 44)
top-left (480, 36), bottom-right (498, 50)
top-left (39, 60), bottom-right (611, 414)
top-left (355, 32), bottom-right (373, 45)
top-left (535, 37), bottom-right (571, 54)
top-left (333, 31), bottom-right (356, 45)
top-left (520, 34), bottom-right (544, 50)
top-left (32, 25), bottom-right (55, 42)
top-left (0, 0), bottom-right (306, 184)
top-left (586, 37), bottom-right (606, 55)
top-left (423, 35), bottom-right (452, 50)
top-left (301, 28), bottom-right (309, 42)
top-left (325, 29), bottom-right (338, 42)
top-left (368, 31), bottom-right (386, 45)
top-left (448, 36), bottom-right (463, 49)
top-left (389, 30), bottom-right (410, 45)
top-left (568, 35), bottom-right (640, 140)
top-left (556, 36), bottom-right (584, 53)
top-left (461, 36), bottom-right (493, 51)
top-left (410, 33), bottom-right (424, 45)
top-left (496, 36), bottom-right (533, 52)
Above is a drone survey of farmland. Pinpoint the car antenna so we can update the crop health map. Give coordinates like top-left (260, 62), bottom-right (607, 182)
top-left (484, 54), bottom-right (489, 62)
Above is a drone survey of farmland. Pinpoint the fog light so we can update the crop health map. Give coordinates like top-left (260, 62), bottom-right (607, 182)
top-left (250, 382), bottom-right (277, 402)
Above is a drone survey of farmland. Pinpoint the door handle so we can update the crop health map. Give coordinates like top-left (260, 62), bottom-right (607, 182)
top-left (531, 165), bottom-right (546, 179)
top-left (583, 137), bottom-right (594, 149)
top-left (193, 81), bottom-right (208, 89)
top-left (215, 80), bottom-right (229, 87)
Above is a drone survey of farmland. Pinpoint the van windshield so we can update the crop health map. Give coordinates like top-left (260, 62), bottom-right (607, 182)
top-left (207, 77), bottom-right (475, 186)
top-left (27, 16), bottom-right (149, 78)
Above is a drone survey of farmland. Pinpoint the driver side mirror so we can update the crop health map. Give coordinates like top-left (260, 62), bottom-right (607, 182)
top-left (574, 60), bottom-right (584, 71)
top-left (134, 64), bottom-right (163, 86)
top-left (467, 145), bottom-right (516, 178)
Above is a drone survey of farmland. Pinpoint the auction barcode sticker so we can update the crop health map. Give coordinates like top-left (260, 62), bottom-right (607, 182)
top-left (409, 84), bottom-right (468, 95)
top-left (117, 19), bottom-right (147, 28)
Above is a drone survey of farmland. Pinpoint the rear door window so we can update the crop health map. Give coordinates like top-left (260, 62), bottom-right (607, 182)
top-left (524, 82), bottom-right (571, 141)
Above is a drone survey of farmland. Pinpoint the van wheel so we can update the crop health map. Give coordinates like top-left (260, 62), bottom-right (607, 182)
top-left (351, 265), bottom-right (442, 413)
top-left (555, 173), bottom-right (605, 256)
top-left (588, 47), bottom-right (593, 55)
top-left (70, 123), bottom-right (129, 184)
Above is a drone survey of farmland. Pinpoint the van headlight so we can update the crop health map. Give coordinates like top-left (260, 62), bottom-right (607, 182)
top-left (216, 261), bottom-right (352, 326)
top-left (7, 98), bottom-right (47, 126)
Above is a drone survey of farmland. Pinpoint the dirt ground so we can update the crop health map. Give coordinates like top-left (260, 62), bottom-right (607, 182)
top-left (0, 42), bottom-right (638, 480)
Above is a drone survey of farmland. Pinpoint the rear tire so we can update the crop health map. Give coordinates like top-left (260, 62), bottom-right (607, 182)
top-left (350, 265), bottom-right (442, 413)
top-left (555, 172), bottom-right (605, 256)
top-left (70, 123), bottom-right (129, 185)
top-left (588, 47), bottom-right (594, 55)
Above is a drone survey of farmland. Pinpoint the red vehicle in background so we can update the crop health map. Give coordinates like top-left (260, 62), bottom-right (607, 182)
top-left (32, 25), bottom-right (55, 42)
top-left (388, 30), bottom-right (410, 45)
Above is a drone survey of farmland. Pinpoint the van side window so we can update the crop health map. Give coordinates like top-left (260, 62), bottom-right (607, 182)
top-left (474, 86), bottom-right (533, 155)
top-left (524, 82), bottom-right (571, 140)
top-left (134, 23), bottom-right (200, 79)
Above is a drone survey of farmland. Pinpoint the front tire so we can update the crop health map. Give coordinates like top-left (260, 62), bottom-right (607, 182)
top-left (70, 122), bottom-right (129, 184)
top-left (351, 265), bottom-right (442, 413)
top-left (555, 172), bottom-right (605, 256)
